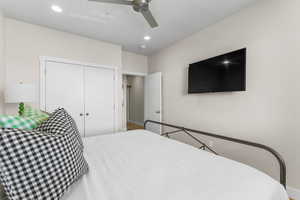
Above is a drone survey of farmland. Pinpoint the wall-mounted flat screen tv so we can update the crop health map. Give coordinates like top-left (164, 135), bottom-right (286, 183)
top-left (188, 48), bottom-right (246, 94)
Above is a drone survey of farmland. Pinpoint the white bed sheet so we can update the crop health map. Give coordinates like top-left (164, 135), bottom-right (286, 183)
top-left (63, 130), bottom-right (288, 200)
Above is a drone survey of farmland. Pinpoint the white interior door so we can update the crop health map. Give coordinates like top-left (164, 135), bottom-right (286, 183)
top-left (145, 72), bottom-right (162, 134)
top-left (84, 66), bottom-right (115, 137)
top-left (45, 61), bottom-right (85, 135)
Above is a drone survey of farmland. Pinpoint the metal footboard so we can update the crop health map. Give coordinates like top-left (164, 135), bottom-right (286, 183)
top-left (144, 120), bottom-right (287, 188)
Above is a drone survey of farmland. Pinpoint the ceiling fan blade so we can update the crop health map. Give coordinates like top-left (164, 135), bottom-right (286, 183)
top-left (88, 0), bottom-right (133, 5)
top-left (141, 9), bottom-right (159, 28)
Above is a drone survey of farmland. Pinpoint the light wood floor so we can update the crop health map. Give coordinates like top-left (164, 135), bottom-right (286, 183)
top-left (127, 122), bottom-right (144, 130)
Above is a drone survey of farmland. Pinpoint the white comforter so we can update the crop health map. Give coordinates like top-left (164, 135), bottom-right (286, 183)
top-left (63, 130), bottom-right (288, 200)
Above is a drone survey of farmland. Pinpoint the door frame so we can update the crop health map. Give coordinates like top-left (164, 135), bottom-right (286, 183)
top-left (122, 70), bottom-right (148, 77)
top-left (122, 71), bottom-right (148, 131)
top-left (39, 56), bottom-right (119, 132)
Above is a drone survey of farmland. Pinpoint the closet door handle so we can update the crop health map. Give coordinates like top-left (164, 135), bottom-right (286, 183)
top-left (86, 113), bottom-right (90, 116)
top-left (80, 113), bottom-right (84, 116)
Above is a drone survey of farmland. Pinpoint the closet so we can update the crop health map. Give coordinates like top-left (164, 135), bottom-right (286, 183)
top-left (41, 59), bottom-right (116, 137)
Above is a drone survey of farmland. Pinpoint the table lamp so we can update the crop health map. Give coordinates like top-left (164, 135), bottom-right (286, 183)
top-left (5, 83), bottom-right (36, 116)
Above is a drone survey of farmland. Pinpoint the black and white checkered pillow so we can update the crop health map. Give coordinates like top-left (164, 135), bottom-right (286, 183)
top-left (36, 108), bottom-right (84, 150)
top-left (0, 128), bottom-right (89, 200)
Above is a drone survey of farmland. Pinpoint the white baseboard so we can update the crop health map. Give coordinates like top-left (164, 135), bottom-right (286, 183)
top-left (128, 120), bottom-right (144, 127)
top-left (288, 186), bottom-right (300, 199)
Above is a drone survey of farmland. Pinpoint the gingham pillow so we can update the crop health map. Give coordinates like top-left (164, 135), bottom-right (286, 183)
top-left (0, 128), bottom-right (89, 200)
top-left (36, 108), bottom-right (84, 150)
top-left (23, 105), bottom-right (49, 123)
top-left (0, 115), bottom-right (40, 129)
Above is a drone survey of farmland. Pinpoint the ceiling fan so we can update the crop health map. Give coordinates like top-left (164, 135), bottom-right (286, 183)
top-left (89, 0), bottom-right (158, 28)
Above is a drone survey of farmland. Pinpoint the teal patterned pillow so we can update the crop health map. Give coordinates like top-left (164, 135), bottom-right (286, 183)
top-left (22, 105), bottom-right (49, 123)
top-left (0, 115), bottom-right (40, 130)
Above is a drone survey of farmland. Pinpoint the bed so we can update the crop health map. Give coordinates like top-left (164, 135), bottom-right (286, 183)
top-left (62, 129), bottom-right (288, 200)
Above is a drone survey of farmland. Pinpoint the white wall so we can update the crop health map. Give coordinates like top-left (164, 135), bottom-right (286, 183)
top-left (4, 18), bottom-right (124, 128)
top-left (149, 0), bottom-right (300, 190)
top-left (1, 18), bottom-right (150, 131)
top-left (0, 11), bottom-right (4, 114)
top-left (122, 51), bottom-right (148, 74)
top-left (127, 76), bottom-right (144, 124)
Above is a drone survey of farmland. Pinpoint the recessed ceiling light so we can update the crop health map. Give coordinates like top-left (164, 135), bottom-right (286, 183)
top-left (140, 45), bottom-right (147, 49)
top-left (51, 5), bottom-right (63, 13)
top-left (144, 36), bottom-right (151, 41)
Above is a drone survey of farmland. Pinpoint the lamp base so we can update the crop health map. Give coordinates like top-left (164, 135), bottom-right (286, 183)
top-left (19, 102), bottom-right (25, 116)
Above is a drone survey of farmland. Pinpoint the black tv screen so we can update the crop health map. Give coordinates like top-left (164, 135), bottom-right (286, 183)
top-left (188, 48), bottom-right (246, 94)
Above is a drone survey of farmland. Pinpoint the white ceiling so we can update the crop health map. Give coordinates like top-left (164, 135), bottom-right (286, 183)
top-left (0, 0), bottom-right (258, 55)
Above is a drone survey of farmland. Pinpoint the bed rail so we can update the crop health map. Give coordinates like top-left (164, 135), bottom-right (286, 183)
top-left (144, 120), bottom-right (287, 188)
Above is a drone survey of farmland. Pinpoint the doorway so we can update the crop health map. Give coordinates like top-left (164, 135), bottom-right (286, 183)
top-left (122, 72), bottom-right (162, 133)
top-left (123, 75), bottom-right (145, 130)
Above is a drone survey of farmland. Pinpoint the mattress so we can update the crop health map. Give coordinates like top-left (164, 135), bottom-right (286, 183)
top-left (62, 130), bottom-right (288, 200)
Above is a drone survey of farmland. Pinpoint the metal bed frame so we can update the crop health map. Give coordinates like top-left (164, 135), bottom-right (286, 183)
top-left (144, 120), bottom-right (287, 188)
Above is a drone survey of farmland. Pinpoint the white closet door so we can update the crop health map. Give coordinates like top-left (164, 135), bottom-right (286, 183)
top-left (84, 66), bottom-right (115, 136)
top-left (45, 61), bottom-right (85, 135)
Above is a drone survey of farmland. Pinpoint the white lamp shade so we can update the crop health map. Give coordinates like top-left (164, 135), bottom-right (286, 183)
top-left (5, 83), bottom-right (36, 103)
